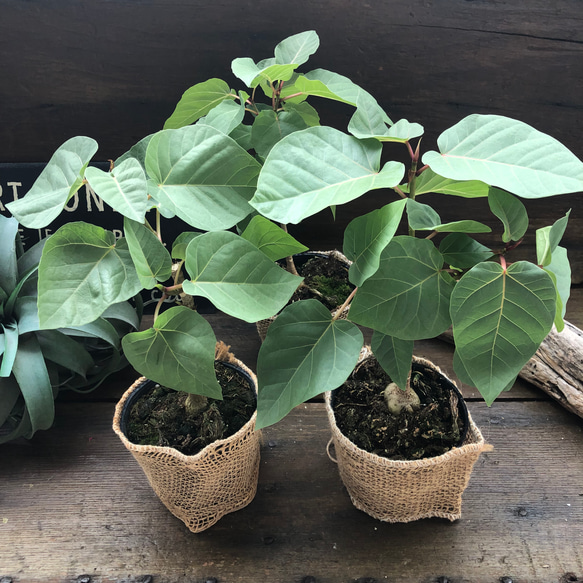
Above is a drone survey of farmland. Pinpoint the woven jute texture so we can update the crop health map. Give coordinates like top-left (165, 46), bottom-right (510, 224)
top-left (325, 353), bottom-right (493, 523)
top-left (256, 250), bottom-right (351, 341)
top-left (112, 343), bottom-right (261, 533)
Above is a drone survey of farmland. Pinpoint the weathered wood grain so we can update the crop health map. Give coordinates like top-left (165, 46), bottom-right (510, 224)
top-left (0, 400), bottom-right (581, 583)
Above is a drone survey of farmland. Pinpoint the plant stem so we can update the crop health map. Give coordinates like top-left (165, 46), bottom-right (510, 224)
top-left (156, 209), bottom-right (162, 243)
top-left (280, 223), bottom-right (300, 276)
top-left (394, 186), bottom-right (407, 199)
top-left (153, 293), bottom-right (167, 321)
top-left (332, 287), bottom-right (357, 320)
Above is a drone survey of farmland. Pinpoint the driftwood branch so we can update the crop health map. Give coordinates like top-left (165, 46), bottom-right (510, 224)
top-left (440, 321), bottom-right (583, 418)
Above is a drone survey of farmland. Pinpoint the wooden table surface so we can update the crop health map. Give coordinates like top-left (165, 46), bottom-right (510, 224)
top-left (1, 292), bottom-right (582, 583)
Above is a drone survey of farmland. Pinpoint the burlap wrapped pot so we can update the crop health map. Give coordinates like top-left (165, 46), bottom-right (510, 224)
top-left (325, 353), bottom-right (492, 523)
top-left (112, 345), bottom-right (261, 533)
top-left (256, 250), bottom-right (352, 341)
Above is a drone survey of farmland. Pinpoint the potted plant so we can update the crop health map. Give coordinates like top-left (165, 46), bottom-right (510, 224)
top-left (222, 32), bottom-right (582, 521)
top-left (0, 214), bottom-right (139, 444)
top-left (7, 30), bottom-right (583, 525)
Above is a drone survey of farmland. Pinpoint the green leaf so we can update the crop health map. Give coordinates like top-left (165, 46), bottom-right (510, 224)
top-left (63, 317), bottom-right (122, 348)
top-left (251, 110), bottom-right (309, 159)
top-left (256, 299), bottom-right (363, 429)
top-left (407, 199), bottom-right (491, 233)
top-left (13, 296), bottom-right (40, 334)
top-left (36, 330), bottom-right (94, 378)
top-left (85, 157), bottom-right (148, 223)
top-left (146, 125), bottom-right (260, 231)
top-left (0, 322), bottom-right (18, 377)
top-left (371, 331), bottom-right (414, 390)
top-left (536, 210), bottom-right (571, 266)
top-left (229, 123), bottom-right (253, 150)
top-left (349, 236), bottom-right (455, 340)
top-left (0, 215), bottom-right (19, 294)
top-left (198, 98), bottom-right (245, 136)
top-left (171, 232), bottom-right (202, 260)
top-left (450, 261), bottom-right (556, 404)
top-left (0, 375), bottom-right (21, 428)
top-left (274, 30), bottom-right (319, 65)
top-left (422, 114), bottom-right (583, 198)
top-left (122, 306), bottom-right (221, 398)
top-left (241, 216), bottom-right (308, 261)
top-left (349, 112), bottom-right (423, 143)
top-left (182, 231), bottom-right (302, 322)
top-left (411, 168), bottom-right (490, 198)
top-left (100, 300), bottom-right (140, 330)
top-left (37, 222), bottom-right (142, 329)
top-left (164, 78), bottom-right (235, 130)
top-left (250, 126), bottom-right (405, 224)
top-left (232, 59), bottom-right (297, 88)
top-left (11, 334), bottom-right (55, 433)
top-left (488, 188), bottom-right (529, 243)
top-left (115, 133), bottom-right (155, 170)
top-left (282, 102), bottom-right (320, 127)
top-left (123, 217), bottom-right (172, 289)
top-left (7, 136), bottom-right (98, 229)
top-left (544, 246), bottom-right (571, 332)
top-left (439, 233), bottom-right (494, 269)
top-left (343, 199), bottom-right (407, 287)
top-left (301, 70), bottom-right (392, 125)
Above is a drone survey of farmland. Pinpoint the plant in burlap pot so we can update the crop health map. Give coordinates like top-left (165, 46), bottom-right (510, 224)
top-left (0, 215), bottom-right (140, 444)
top-left (254, 249), bottom-right (353, 341)
top-left (230, 34), bottom-right (583, 520)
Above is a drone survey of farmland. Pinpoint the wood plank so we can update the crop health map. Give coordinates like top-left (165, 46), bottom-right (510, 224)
top-left (1, 399), bottom-right (581, 583)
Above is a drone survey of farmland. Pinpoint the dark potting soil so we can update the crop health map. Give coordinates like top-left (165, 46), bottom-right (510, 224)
top-left (332, 358), bottom-right (465, 460)
top-left (126, 362), bottom-right (256, 456)
top-left (286, 254), bottom-right (352, 310)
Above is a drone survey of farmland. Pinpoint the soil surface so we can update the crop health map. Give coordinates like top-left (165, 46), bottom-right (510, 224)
top-left (286, 253), bottom-right (352, 310)
top-left (332, 357), bottom-right (466, 460)
top-left (126, 362), bottom-right (256, 456)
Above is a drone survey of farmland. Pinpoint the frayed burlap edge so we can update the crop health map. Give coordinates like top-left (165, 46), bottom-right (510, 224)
top-left (256, 250), bottom-right (352, 341)
top-left (112, 342), bottom-right (261, 533)
top-left (325, 351), bottom-right (493, 523)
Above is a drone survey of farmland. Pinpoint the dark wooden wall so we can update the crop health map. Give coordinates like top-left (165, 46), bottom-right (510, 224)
top-left (1, 0), bottom-right (582, 277)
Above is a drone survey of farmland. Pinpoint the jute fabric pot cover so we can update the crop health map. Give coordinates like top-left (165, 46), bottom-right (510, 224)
top-left (325, 354), bottom-right (492, 523)
top-left (112, 345), bottom-right (261, 533)
top-left (256, 250), bottom-right (351, 341)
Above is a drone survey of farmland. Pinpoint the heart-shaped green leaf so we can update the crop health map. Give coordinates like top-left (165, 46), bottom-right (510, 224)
top-left (241, 216), bottom-right (308, 261)
top-left (232, 59), bottom-right (298, 88)
top-left (371, 331), bottom-right (414, 390)
top-left (423, 114), bottom-right (583, 198)
top-left (343, 199), bottom-right (406, 287)
top-left (146, 125), bottom-right (260, 231)
top-left (439, 233), bottom-right (494, 269)
top-left (282, 102), bottom-right (320, 127)
top-left (123, 217), bottom-right (173, 289)
top-left (488, 188), bottom-right (529, 243)
top-left (407, 199), bottom-right (491, 233)
top-left (451, 260), bottom-right (556, 404)
top-left (274, 30), bottom-right (320, 66)
top-left (122, 306), bottom-right (221, 397)
top-left (164, 78), bottom-right (236, 130)
top-left (85, 157), bottom-right (149, 223)
top-left (198, 99), bottom-right (245, 136)
top-left (7, 137), bottom-right (98, 229)
top-left (115, 133), bottom-right (155, 170)
top-left (182, 231), bottom-right (302, 322)
top-left (251, 110), bottom-right (309, 159)
top-left (171, 232), bottom-right (202, 260)
top-left (37, 222), bottom-right (142, 329)
top-left (256, 299), bottom-right (363, 429)
top-left (410, 168), bottom-right (489, 198)
top-left (349, 236), bottom-right (455, 340)
top-left (251, 126), bottom-right (405, 224)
